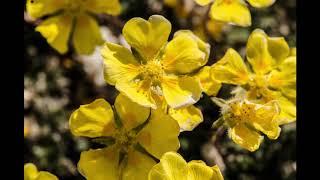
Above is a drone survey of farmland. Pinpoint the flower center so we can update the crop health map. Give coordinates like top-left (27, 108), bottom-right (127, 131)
top-left (114, 129), bottom-right (137, 153)
top-left (140, 61), bottom-right (164, 84)
top-left (224, 101), bottom-right (254, 127)
top-left (246, 74), bottom-right (275, 101)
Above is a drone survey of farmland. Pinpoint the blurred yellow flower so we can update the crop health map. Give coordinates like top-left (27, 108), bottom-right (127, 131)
top-left (206, 19), bottom-right (226, 41)
top-left (24, 119), bottom-right (30, 138)
top-left (148, 151), bottom-right (224, 180)
top-left (211, 29), bottom-right (296, 125)
top-left (164, 0), bottom-right (178, 7)
top-left (102, 15), bottom-right (217, 131)
top-left (164, 0), bottom-right (195, 18)
top-left (212, 98), bottom-right (280, 151)
top-left (24, 163), bottom-right (58, 180)
top-left (194, 0), bottom-right (276, 27)
top-left (69, 94), bottom-right (180, 180)
top-left (24, 126), bottom-right (29, 138)
top-left (26, 0), bottom-right (121, 54)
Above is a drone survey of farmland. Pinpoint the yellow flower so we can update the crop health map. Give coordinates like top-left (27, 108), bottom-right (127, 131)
top-left (69, 93), bottom-right (180, 180)
top-left (102, 15), bottom-right (215, 131)
top-left (164, 0), bottom-right (178, 8)
top-left (26, 0), bottom-right (121, 54)
top-left (24, 163), bottom-right (58, 180)
top-left (194, 0), bottom-right (276, 27)
top-left (151, 66), bottom-right (221, 132)
top-left (148, 151), bottom-right (224, 180)
top-left (211, 29), bottom-right (296, 124)
top-left (24, 120), bottom-right (30, 138)
top-left (152, 95), bottom-right (204, 132)
top-left (212, 98), bottom-right (281, 151)
top-left (206, 19), bottom-right (226, 42)
top-left (193, 66), bottom-right (222, 97)
top-left (164, 0), bottom-right (195, 18)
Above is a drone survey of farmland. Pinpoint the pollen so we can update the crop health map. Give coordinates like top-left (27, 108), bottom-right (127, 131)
top-left (224, 101), bottom-right (255, 127)
top-left (140, 60), bottom-right (164, 83)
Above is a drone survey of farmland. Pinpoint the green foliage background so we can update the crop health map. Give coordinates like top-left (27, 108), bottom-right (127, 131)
top-left (24, 0), bottom-right (296, 179)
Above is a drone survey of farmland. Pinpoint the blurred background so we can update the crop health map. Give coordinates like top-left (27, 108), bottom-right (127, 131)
top-left (24, 0), bottom-right (296, 179)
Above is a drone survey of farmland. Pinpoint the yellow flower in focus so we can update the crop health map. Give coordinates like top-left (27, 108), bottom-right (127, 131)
top-left (211, 29), bottom-right (296, 124)
top-left (194, 0), bottom-right (276, 27)
top-left (24, 163), bottom-right (58, 180)
top-left (148, 151), bottom-right (224, 180)
top-left (102, 15), bottom-right (216, 131)
top-left (69, 93), bottom-right (180, 180)
top-left (212, 98), bottom-right (281, 151)
top-left (26, 0), bottom-right (121, 54)
top-left (165, 66), bottom-right (221, 131)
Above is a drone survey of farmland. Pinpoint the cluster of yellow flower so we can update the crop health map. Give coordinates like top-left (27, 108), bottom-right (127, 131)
top-left (25, 0), bottom-right (295, 179)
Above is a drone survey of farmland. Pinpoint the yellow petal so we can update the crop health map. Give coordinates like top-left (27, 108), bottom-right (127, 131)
top-left (210, 0), bottom-right (251, 27)
top-left (101, 42), bottom-right (141, 85)
top-left (290, 47), bottom-right (296, 56)
top-left (78, 146), bottom-right (120, 180)
top-left (251, 101), bottom-right (281, 139)
top-left (246, 29), bottom-right (272, 74)
top-left (26, 0), bottom-right (65, 19)
top-left (72, 14), bottom-right (104, 54)
top-left (122, 150), bottom-right (156, 180)
top-left (36, 172), bottom-right (59, 180)
top-left (162, 31), bottom-right (208, 74)
top-left (35, 14), bottom-right (73, 54)
top-left (175, 30), bottom-right (210, 63)
top-left (148, 152), bottom-right (188, 180)
top-left (161, 76), bottom-right (202, 108)
top-left (195, 0), bottom-right (213, 6)
top-left (69, 99), bottom-right (116, 138)
top-left (211, 48), bottom-right (249, 85)
top-left (148, 152), bottom-right (224, 180)
top-left (116, 79), bottom-right (157, 109)
top-left (246, 29), bottom-right (289, 74)
top-left (276, 96), bottom-right (296, 125)
top-left (211, 165), bottom-right (224, 180)
top-left (194, 66), bottom-right (222, 96)
top-left (266, 35), bottom-right (290, 65)
top-left (164, 0), bottom-right (178, 7)
top-left (123, 15), bottom-right (171, 60)
top-left (24, 163), bottom-right (58, 180)
top-left (114, 93), bottom-right (150, 130)
top-left (169, 105), bottom-right (203, 131)
top-left (229, 123), bottom-right (264, 152)
top-left (24, 163), bottom-right (38, 180)
top-left (137, 109), bottom-right (180, 159)
top-left (268, 56), bottom-right (296, 99)
top-left (84, 0), bottom-right (121, 15)
top-left (188, 161), bottom-right (224, 180)
top-left (246, 0), bottom-right (275, 8)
